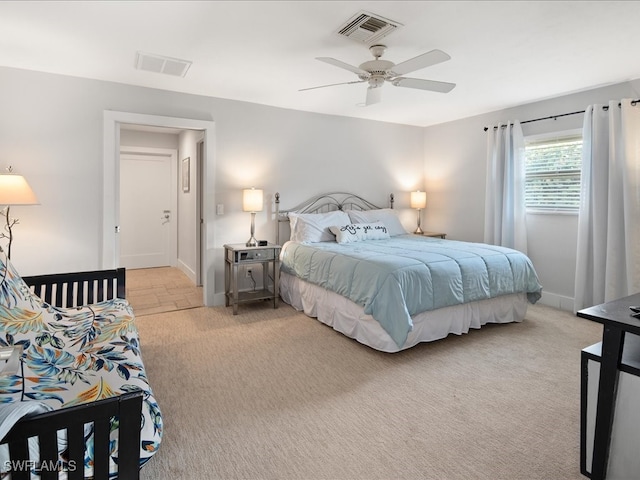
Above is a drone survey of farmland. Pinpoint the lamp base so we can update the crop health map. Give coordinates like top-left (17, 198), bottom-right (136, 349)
top-left (0, 205), bottom-right (15, 259)
top-left (414, 208), bottom-right (424, 235)
top-left (246, 212), bottom-right (257, 247)
top-left (246, 236), bottom-right (258, 247)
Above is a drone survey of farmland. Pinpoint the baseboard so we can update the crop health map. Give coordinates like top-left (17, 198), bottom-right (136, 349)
top-left (213, 292), bottom-right (226, 307)
top-left (177, 259), bottom-right (196, 284)
top-left (538, 291), bottom-right (574, 312)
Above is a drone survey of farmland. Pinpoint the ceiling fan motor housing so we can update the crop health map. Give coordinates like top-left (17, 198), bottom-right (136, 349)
top-left (359, 46), bottom-right (398, 83)
top-left (359, 59), bottom-right (394, 76)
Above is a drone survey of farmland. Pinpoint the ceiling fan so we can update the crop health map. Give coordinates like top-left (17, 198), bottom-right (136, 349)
top-left (300, 44), bottom-right (456, 106)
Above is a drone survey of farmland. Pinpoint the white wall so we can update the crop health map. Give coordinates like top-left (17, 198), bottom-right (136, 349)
top-left (0, 66), bottom-right (424, 305)
top-left (423, 80), bottom-right (640, 310)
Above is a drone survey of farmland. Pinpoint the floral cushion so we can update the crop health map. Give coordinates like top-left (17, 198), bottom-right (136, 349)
top-left (0, 249), bottom-right (162, 476)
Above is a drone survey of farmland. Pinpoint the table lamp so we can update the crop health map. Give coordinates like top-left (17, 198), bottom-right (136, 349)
top-left (0, 167), bottom-right (39, 259)
top-left (410, 190), bottom-right (427, 234)
top-left (243, 187), bottom-right (263, 247)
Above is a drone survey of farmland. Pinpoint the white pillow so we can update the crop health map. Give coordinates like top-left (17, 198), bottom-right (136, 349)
top-left (347, 209), bottom-right (407, 236)
top-left (288, 211), bottom-right (350, 243)
top-left (329, 222), bottom-right (391, 244)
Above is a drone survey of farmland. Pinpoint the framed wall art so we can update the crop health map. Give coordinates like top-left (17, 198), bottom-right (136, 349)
top-left (182, 157), bottom-right (190, 193)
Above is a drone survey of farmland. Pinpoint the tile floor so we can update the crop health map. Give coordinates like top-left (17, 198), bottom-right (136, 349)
top-left (125, 266), bottom-right (203, 316)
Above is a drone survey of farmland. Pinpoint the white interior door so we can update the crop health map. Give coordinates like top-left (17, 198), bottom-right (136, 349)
top-left (120, 151), bottom-right (177, 269)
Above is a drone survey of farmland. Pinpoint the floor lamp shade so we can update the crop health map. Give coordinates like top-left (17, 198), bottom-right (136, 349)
top-left (0, 174), bottom-right (39, 205)
top-left (243, 188), bottom-right (263, 247)
top-left (0, 173), bottom-right (39, 259)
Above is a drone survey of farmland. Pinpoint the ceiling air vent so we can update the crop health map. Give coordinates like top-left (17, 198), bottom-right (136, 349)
top-left (135, 51), bottom-right (192, 77)
top-left (336, 11), bottom-right (402, 44)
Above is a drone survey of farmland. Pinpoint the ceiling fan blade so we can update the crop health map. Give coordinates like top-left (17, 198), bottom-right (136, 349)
top-left (316, 57), bottom-right (369, 76)
top-left (299, 80), bottom-right (365, 92)
top-left (390, 49), bottom-right (451, 76)
top-left (365, 86), bottom-right (382, 106)
top-left (391, 77), bottom-right (456, 93)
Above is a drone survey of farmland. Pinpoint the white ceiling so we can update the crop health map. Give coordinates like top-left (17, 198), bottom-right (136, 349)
top-left (2, 1), bottom-right (640, 127)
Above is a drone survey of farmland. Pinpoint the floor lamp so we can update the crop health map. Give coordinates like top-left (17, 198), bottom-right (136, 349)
top-left (0, 168), bottom-right (39, 259)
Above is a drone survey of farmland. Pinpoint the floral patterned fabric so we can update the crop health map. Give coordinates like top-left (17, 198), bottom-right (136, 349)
top-left (0, 250), bottom-right (162, 476)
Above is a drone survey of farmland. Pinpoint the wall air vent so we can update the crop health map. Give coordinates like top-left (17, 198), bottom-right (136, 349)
top-left (135, 51), bottom-right (192, 77)
top-left (336, 11), bottom-right (402, 44)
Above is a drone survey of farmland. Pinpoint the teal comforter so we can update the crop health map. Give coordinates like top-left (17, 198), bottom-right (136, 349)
top-left (280, 235), bottom-right (542, 348)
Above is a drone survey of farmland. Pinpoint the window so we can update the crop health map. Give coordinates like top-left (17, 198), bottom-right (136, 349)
top-left (524, 132), bottom-right (583, 212)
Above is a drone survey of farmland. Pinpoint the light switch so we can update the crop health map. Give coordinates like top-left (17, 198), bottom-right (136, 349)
top-left (216, 204), bottom-right (224, 215)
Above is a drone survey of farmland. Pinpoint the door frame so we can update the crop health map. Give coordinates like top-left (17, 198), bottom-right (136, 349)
top-left (196, 139), bottom-right (204, 286)
top-left (103, 111), bottom-right (216, 306)
top-left (120, 147), bottom-right (178, 268)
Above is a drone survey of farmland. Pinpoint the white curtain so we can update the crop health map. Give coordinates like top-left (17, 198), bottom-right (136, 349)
top-left (574, 99), bottom-right (640, 311)
top-left (484, 121), bottom-right (528, 253)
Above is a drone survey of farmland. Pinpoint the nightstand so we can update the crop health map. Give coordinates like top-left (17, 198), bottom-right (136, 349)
top-left (419, 232), bottom-right (447, 239)
top-left (224, 243), bottom-right (281, 314)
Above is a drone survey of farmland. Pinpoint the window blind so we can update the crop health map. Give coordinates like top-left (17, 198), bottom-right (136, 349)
top-left (524, 135), bottom-right (582, 212)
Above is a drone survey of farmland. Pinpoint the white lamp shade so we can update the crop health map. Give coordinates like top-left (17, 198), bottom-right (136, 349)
top-left (0, 174), bottom-right (39, 205)
top-left (242, 188), bottom-right (264, 212)
top-left (410, 191), bottom-right (427, 209)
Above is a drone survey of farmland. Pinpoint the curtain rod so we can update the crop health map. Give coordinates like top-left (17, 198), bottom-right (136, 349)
top-left (483, 98), bottom-right (640, 131)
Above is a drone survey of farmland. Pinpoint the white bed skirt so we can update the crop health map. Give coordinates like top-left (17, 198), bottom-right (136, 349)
top-left (280, 271), bottom-right (529, 353)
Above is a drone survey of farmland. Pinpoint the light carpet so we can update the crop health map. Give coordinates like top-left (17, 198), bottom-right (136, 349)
top-left (136, 301), bottom-right (602, 480)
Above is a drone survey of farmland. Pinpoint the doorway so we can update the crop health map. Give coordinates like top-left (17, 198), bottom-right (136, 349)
top-left (103, 111), bottom-right (216, 306)
top-left (119, 148), bottom-right (178, 270)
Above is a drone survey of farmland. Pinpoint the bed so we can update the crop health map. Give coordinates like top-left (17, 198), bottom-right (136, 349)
top-left (275, 192), bottom-right (543, 353)
top-left (0, 249), bottom-right (162, 479)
